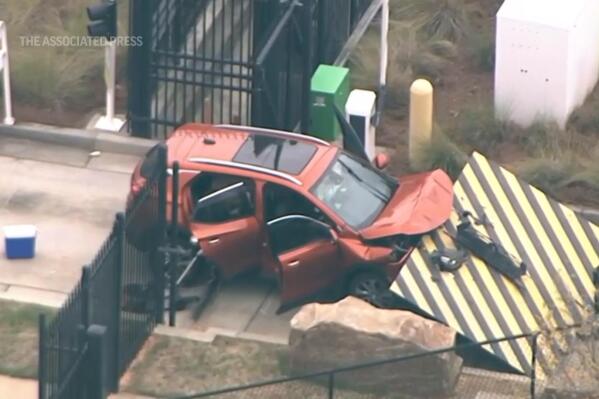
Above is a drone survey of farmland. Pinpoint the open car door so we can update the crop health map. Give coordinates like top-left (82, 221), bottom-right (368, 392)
top-left (190, 180), bottom-right (260, 278)
top-left (267, 215), bottom-right (340, 308)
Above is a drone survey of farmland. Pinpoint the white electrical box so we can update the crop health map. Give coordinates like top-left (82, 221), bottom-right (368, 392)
top-left (346, 89), bottom-right (377, 160)
top-left (495, 0), bottom-right (599, 127)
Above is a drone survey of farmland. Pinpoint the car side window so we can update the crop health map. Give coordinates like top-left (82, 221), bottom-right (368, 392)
top-left (191, 173), bottom-right (255, 224)
top-left (263, 183), bottom-right (332, 225)
top-left (268, 216), bottom-right (333, 255)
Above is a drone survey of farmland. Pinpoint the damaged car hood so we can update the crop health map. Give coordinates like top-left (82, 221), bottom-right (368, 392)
top-left (360, 169), bottom-right (453, 239)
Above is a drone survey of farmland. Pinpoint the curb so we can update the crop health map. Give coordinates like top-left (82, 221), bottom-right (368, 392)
top-left (0, 123), bottom-right (158, 156)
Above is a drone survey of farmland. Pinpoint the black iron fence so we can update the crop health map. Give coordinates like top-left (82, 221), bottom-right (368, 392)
top-left (128, 0), bottom-right (381, 138)
top-left (38, 144), bottom-right (168, 399)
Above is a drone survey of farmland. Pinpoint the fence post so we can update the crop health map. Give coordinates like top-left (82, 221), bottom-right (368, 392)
top-left (300, 0), bottom-right (315, 133)
top-left (168, 162), bottom-right (180, 327)
top-left (86, 325), bottom-right (108, 399)
top-left (38, 313), bottom-right (47, 399)
top-left (530, 332), bottom-right (539, 399)
top-left (154, 144), bottom-right (168, 324)
top-left (111, 212), bottom-right (125, 391)
top-left (127, 0), bottom-right (152, 137)
top-left (0, 21), bottom-right (15, 125)
top-left (81, 266), bottom-right (91, 328)
top-left (593, 266), bottom-right (599, 315)
top-left (327, 373), bottom-right (335, 399)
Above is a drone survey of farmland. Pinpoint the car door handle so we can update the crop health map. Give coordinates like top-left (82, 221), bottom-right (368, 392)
top-left (288, 260), bottom-right (300, 267)
top-left (208, 238), bottom-right (220, 244)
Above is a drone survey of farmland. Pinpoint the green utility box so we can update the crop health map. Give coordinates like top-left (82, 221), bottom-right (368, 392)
top-left (309, 65), bottom-right (350, 142)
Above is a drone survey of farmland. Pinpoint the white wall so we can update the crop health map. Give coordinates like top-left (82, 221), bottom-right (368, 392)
top-left (495, 0), bottom-right (599, 128)
top-left (495, 18), bottom-right (569, 126)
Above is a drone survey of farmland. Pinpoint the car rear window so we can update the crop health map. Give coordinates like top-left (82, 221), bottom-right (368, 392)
top-left (233, 134), bottom-right (317, 174)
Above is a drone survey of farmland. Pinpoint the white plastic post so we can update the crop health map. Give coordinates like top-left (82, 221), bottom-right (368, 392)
top-left (94, 39), bottom-right (125, 132)
top-left (0, 21), bottom-right (15, 125)
top-left (105, 40), bottom-right (116, 122)
top-left (379, 0), bottom-right (389, 88)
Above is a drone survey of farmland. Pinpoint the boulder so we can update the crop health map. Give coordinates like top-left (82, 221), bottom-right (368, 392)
top-left (288, 297), bottom-right (462, 397)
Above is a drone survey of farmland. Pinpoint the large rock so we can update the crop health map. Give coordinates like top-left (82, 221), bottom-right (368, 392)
top-left (288, 297), bottom-right (462, 397)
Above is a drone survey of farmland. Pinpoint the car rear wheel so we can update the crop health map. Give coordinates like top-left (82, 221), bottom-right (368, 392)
top-left (348, 272), bottom-right (393, 308)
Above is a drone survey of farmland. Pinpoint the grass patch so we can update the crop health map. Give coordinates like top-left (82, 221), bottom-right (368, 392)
top-left (411, 130), bottom-right (467, 180)
top-left (466, 31), bottom-right (494, 72)
top-left (1, 0), bottom-right (129, 114)
top-left (123, 335), bottom-right (439, 399)
top-left (451, 106), bottom-right (509, 153)
top-left (393, 0), bottom-right (480, 42)
top-left (568, 84), bottom-right (599, 135)
top-left (124, 335), bottom-right (289, 398)
top-left (515, 156), bottom-right (599, 199)
top-left (0, 300), bottom-right (55, 378)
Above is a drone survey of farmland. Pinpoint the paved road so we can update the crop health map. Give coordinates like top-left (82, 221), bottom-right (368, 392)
top-left (0, 136), bottom-right (140, 306)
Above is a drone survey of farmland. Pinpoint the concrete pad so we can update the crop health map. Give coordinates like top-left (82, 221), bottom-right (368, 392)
top-left (110, 393), bottom-right (155, 399)
top-left (191, 276), bottom-right (274, 333)
top-left (243, 287), bottom-right (297, 343)
top-left (0, 376), bottom-right (36, 399)
top-left (0, 137), bottom-right (90, 167)
top-left (87, 152), bottom-right (141, 174)
top-left (0, 156), bottom-right (130, 295)
top-left (0, 286), bottom-right (66, 308)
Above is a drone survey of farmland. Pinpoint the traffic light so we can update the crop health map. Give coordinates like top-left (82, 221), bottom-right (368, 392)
top-left (87, 0), bottom-right (117, 39)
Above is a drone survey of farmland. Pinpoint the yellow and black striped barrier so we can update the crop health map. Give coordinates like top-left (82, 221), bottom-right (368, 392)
top-left (391, 152), bottom-right (599, 376)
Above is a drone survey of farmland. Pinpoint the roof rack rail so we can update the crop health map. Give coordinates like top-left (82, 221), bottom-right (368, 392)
top-left (188, 157), bottom-right (302, 185)
top-left (216, 124), bottom-right (331, 146)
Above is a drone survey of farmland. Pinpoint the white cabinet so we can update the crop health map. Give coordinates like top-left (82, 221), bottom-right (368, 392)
top-left (495, 0), bottom-right (599, 127)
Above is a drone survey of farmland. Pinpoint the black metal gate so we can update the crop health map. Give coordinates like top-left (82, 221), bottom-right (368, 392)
top-left (38, 145), bottom-right (168, 399)
top-left (128, 0), bottom-right (379, 138)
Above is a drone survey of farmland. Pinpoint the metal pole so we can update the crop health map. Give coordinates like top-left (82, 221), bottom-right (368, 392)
top-left (154, 143), bottom-right (168, 324)
top-left (379, 0), bottom-right (388, 89)
top-left (300, 0), bottom-right (314, 133)
top-left (105, 40), bottom-right (117, 123)
top-left (168, 162), bottom-right (180, 327)
top-left (530, 333), bottom-right (539, 399)
top-left (81, 265), bottom-right (91, 328)
top-left (86, 325), bottom-right (108, 399)
top-left (375, 0), bottom-right (389, 126)
top-left (0, 21), bottom-right (14, 125)
top-left (112, 212), bottom-right (125, 391)
top-left (38, 313), bottom-right (47, 399)
top-left (327, 373), bottom-right (335, 399)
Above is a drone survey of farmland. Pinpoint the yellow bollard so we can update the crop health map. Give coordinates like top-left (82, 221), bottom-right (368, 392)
top-left (409, 79), bottom-right (433, 166)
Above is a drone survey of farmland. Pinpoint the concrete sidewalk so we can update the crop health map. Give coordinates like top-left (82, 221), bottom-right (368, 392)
top-left (0, 136), bottom-right (141, 307)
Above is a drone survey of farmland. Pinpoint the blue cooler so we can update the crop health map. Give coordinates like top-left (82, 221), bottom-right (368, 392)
top-left (3, 225), bottom-right (37, 259)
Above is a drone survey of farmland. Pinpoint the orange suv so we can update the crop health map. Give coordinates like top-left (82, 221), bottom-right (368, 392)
top-left (130, 124), bottom-right (453, 307)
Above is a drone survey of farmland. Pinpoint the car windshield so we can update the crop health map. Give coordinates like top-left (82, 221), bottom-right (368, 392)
top-left (311, 153), bottom-right (399, 229)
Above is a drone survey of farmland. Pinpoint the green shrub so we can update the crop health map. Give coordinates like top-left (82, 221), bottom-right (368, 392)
top-left (390, 22), bottom-right (457, 84)
top-left (393, 0), bottom-right (479, 41)
top-left (452, 106), bottom-right (508, 152)
top-left (412, 130), bottom-right (467, 180)
top-left (351, 23), bottom-right (455, 116)
top-left (518, 157), bottom-right (583, 196)
top-left (11, 47), bottom-right (102, 109)
top-left (466, 32), bottom-right (495, 72)
top-left (568, 87), bottom-right (599, 134)
top-left (517, 119), bottom-right (563, 157)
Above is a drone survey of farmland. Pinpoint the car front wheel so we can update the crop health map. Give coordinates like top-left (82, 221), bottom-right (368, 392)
top-left (348, 272), bottom-right (393, 308)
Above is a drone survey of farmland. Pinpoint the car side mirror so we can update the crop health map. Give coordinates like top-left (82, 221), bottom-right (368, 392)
top-left (374, 153), bottom-right (390, 170)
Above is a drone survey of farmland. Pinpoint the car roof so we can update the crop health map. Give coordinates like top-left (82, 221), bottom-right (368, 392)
top-left (167, 123), bottom-right (338, 187)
